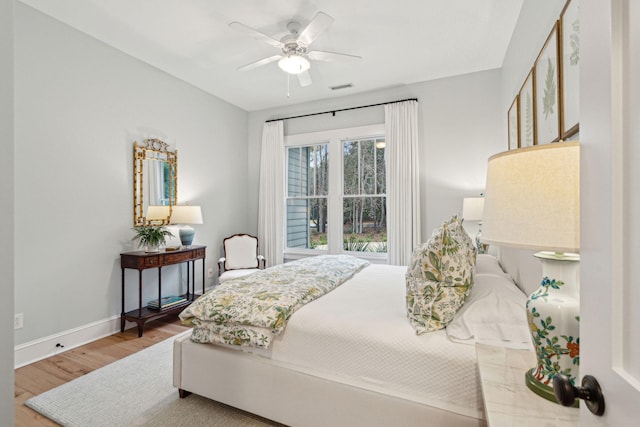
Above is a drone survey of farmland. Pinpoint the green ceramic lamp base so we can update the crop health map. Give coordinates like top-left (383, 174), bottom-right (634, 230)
top-left (525, 368), bottom-right (579, 407)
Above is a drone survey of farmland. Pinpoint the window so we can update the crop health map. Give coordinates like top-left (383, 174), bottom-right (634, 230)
top-left (285, 125), bottom-right (387, 259)
top-left (342, 138), bottom-right (386, 253)
top-left (286, 144), bottom-right (328, 250)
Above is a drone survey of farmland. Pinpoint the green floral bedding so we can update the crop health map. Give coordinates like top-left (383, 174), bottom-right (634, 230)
top-left (179, 255), bottom-right (369, 348)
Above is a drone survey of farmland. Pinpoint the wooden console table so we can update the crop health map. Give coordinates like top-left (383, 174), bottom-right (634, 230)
top-left (120, 245), bottom-right (206, 337)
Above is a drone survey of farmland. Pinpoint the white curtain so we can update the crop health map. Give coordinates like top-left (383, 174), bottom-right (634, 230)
top-left (385, 100), bottom-right (421, 265)
top-left (258, 121), bottom-right (285, 267)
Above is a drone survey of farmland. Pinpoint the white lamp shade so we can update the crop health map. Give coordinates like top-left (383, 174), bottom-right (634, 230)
top-left (278, 55), bottom-right (310, 74)
top-left (145, 205), bottom-right (170, 221)
top-left (462, 197), bottom-right (485, 221)
top-left (482, 142), bottom-right (580, 253)
top-left (170, 205), bottom-right (203, 225)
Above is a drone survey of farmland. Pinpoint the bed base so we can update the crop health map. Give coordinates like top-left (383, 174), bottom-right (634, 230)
top-left (173, 333), bottom-right (484, 427)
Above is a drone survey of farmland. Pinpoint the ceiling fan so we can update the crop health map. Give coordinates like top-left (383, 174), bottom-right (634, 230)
top-left (229, 11), bottom-right (362, 87)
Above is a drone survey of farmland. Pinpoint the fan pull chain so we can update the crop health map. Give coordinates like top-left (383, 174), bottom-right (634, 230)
top-left (286, 73), bottom-right (291, 98)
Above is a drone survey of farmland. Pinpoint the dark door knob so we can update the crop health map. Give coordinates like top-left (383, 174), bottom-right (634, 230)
top-left (553, 374), bottom-right (605, 416)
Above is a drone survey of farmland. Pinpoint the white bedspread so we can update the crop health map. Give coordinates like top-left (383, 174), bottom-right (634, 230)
top-left (267, 264), bottom-right (483, 420)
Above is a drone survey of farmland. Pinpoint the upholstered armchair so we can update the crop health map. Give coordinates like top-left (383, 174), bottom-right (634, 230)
top-left (217, 233), bottom-right (266, 284)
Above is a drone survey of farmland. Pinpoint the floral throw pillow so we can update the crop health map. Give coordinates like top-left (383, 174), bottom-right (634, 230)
top-left (406, 216), bottom-right (477, 334)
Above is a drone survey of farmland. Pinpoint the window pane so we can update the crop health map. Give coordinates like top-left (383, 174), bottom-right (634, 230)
top-left (287, 147), bottom-right (304, 197)
top-left (342, 196), bottom-right (387, 253)
top-left (286, 198), bottom-right (308, 248)
top-left (288, 144), bottom-right (329, 197)
top-left (309, 198), bottom-right (328, 249)
top-left (343, 138), bottom-right (384, 196)
top-left (286, 198), bottom-right (328, 250)
top-left (313, 145), bottom-right (329, 196)
top-left (360, 139), bottom-right (375, 194)
top-left (376, 140), bottom-right (386, 194)
top-left (343, 140), bottom-right (358, 195)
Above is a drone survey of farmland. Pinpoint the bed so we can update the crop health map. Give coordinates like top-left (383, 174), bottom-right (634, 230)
top-left (173, 250), bottom-right (531, 427)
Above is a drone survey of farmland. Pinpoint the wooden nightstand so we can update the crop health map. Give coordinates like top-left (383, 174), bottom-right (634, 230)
top-left (476, 344), bottom-right (579, 427)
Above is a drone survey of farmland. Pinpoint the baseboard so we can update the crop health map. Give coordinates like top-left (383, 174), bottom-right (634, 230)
top-left (14, 315), bottom-right (131, 368)
top-left (14, 284), bottom-right (216, 369)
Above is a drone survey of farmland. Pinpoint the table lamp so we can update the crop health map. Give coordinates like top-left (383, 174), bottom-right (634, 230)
top-left (462, 196), bottom-right (486, 253)
top-left (170, 205), bottom-right (203, 247)
top-left (481, 142), bottom-right (580, 406)
top-left (145, 205), bottom-right (170, 225)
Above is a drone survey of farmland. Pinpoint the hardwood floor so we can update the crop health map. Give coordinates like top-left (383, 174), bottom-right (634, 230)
top-left (14, 316), bottom-right (190, 427)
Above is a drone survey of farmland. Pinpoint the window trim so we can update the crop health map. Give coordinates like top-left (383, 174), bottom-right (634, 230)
top-left (284, 124), bottom-right (387, 262)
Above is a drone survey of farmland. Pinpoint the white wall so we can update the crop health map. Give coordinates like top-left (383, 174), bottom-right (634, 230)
top-left (247, 69), bottom-right (503, 241)
top-left (1, 0), bottom-right (15, 423)
top-left (14, 3), bottom-right (250, 348)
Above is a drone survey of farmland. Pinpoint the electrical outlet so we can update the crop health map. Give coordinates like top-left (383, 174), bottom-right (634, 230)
top-left (207, 267), bottom-right (214, 278)
top-left (15, 313), bottom-right (24, 330)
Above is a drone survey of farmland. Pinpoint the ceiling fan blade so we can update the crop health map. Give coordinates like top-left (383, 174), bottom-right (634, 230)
top-left (238, 55), bottom-right (282, 72)
top-left (297, 70), bottom-right (312, 87)
top-left (297, 12), bottom-right (334, 46)
top-left (229, 22), bottom-right (283, 49)
top-left (307, 50), bottom-right (362, 62)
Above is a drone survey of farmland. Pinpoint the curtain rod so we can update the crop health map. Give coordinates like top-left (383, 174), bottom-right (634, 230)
top-left (265, 98), bottom-right (418, 123)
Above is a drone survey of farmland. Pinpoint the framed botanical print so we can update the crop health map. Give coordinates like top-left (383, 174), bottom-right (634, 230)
top-left (508, 96), bottom-right (520, 150)
top-left (535, 22), bottom-right (561, 145)
top-left (560, 0), bottom-right (580, 138)
top-left (518, 69), bottom-right (535, 148)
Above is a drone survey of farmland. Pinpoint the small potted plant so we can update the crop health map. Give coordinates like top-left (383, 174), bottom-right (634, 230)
top-left (132, 226), bottom-right (174, 252)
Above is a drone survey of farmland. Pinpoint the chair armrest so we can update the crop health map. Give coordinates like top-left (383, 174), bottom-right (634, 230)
top-left (257, 255), bottom-right (266, 269)
top-left (217, 257), bottom-right (226, 276)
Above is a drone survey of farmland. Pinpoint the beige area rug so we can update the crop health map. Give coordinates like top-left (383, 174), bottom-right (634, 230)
top-left (25, 334), bottom-right (284, 427)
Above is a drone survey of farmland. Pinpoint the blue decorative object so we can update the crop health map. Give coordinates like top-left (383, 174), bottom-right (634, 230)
top-left (179, 226), bottom-right (195, 246)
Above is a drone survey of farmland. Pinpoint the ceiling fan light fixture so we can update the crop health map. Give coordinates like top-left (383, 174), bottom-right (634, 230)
top-left (278, 54), bottom-right (310, 74)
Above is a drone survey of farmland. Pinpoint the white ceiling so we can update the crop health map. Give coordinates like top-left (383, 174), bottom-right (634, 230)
top-left (19, 0), bottom-right (523, 112)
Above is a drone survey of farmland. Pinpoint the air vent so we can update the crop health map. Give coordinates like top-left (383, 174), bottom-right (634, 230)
top-left (330, 83), bottom-right (353, 91)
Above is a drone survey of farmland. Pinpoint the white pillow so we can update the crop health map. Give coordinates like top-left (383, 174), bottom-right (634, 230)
top-left (475, 254), bottom-right (507, 276)
top-left (446, 272), bottom-right (532, 349)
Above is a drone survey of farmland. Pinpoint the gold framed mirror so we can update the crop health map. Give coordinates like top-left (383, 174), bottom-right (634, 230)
top-left (133, 139), bottom-right (177, 226)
